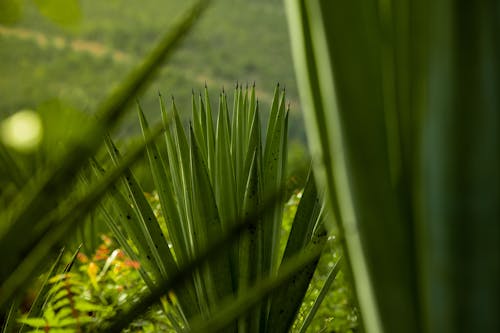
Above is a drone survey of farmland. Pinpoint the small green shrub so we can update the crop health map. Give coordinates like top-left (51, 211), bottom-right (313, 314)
top-left (19, 235), bottom-right (180, 332)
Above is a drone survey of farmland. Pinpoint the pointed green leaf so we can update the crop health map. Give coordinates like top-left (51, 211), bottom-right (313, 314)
top-left (20, 248), bottom-right (65, 329)
top-left (192, 93), bottom-right (207, 162)
top-left (238, 150), bottom-right (263, 332)
top-left (267, 171), bottom-right (325, 333)
top-left (262, 94), bottom-right (289, 275)
top-left (137, 104), bottom-right (189, 266)
top-left (297, 256), bottom-right (343, 333)
top-left (188, 247), bottom-right (323, 333)
top-left (189, 128), bottom-right (233, 307)
top-left (215, 93), bottom-right (237, 230)
top-left (203, 85), bottom-right (216, 182)
top-left (104, 136), bottom-right (174, 279)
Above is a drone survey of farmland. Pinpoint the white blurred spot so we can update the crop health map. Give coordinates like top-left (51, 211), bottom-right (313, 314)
top-left (1, 110), bottom-right (43, 152)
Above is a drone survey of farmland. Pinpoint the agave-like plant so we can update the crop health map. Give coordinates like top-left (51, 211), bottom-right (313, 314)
top-left (94, 84), bottom-right (336, 332)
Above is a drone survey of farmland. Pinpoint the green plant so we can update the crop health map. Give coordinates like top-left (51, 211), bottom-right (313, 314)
top-left (285, 0), bottom-right (499, 332)
top-left (48, 197), bottom-right (355, 332)
top-left (90, 83), bottom-right (336, 332)
top-left (18, 235), bottom-right (178, 332)
top-left (0, 1), bottom-right (354, 331)
top-left (19, 273), bottom-right (108, 332)
top-left (21, 188), bottom-right (351, 333)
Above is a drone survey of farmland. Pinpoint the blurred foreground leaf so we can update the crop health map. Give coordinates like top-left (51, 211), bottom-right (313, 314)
top-left (33, 0), bottom-right (81, 26)
top-left (285, 0), bottom-right (499, 332)
top-left (0, 0), bottom-right (23, 25)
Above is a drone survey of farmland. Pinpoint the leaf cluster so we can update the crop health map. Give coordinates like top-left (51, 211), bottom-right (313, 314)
top-left (87, 82), bottom-right (331, 332)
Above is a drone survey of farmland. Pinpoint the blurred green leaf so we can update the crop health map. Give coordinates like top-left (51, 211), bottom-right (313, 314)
top-left (285, 0), bottom-right (500, 332)
top-left (0, 0), bottom-right (23, 25)
top-left (0, 0), bottom-right (210, 314)
top-left (297, 255), bottom-right (342, 333)
top-left (32, 0), bottom-right (81, 26)
top-left (36, 99), bottom-right (91, 160)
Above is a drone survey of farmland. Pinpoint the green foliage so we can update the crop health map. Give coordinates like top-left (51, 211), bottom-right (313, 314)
top-left (3, 0), bottom-right (496, 331)
top-left (283, 193), bottom-right (358, 333)
top-left (32, 0), bottom-right (81, 27)
top-left (20, 273), bottom-right (105, 332)
top-left (0, 0), bottom-right (361, 331)
top-left (18, 231), bottom-right (356, 332)
top-left (0, 0), bottom-right (23, 25)
top-left (0, 0), bottom-right (209, 316)
top-left (18, 236), bottom-right (180, 332)
top-left (0, 0), bottom-right (304, 141)
top-left (92, 84), bottom-right (330, 332)
top-left (0, 0), bottom-right (81, 26)
top-left (285, 0), bottom-right (499, 332)
top-left (1, 77), bottom-right (349, 332)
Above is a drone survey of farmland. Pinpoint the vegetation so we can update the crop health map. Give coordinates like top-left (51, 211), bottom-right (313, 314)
top-left (0, 0), bottom-right (304, 140)
top-left (286, 0), bottom-right (499, 332)
top-left (19, 237), bottom-right (146, 332)
top-left (91, 82), bottom-right (332, 332)
top-left (1, 0), bottom-right (498, 332)
top-left (18, 235), bottom-right (180, 332)
top-left (0, 2), bottom-right (353, 326)
top-left (17, 196), bottom-right (357, 332)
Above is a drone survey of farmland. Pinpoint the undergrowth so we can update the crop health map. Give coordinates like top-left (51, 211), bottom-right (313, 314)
top-left (20, 193), bottom-right (358, 332)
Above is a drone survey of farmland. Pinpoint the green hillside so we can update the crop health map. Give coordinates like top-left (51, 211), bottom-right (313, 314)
top-left (0, 0), bottom-right (304, 139)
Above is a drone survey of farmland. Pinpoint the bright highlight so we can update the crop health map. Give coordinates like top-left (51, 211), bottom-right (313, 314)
top-left (1, 110), bottom-right (43, 152)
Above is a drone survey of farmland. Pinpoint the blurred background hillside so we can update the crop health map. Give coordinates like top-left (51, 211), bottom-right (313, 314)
top-left (0, 0), bottom-right (305, 140)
